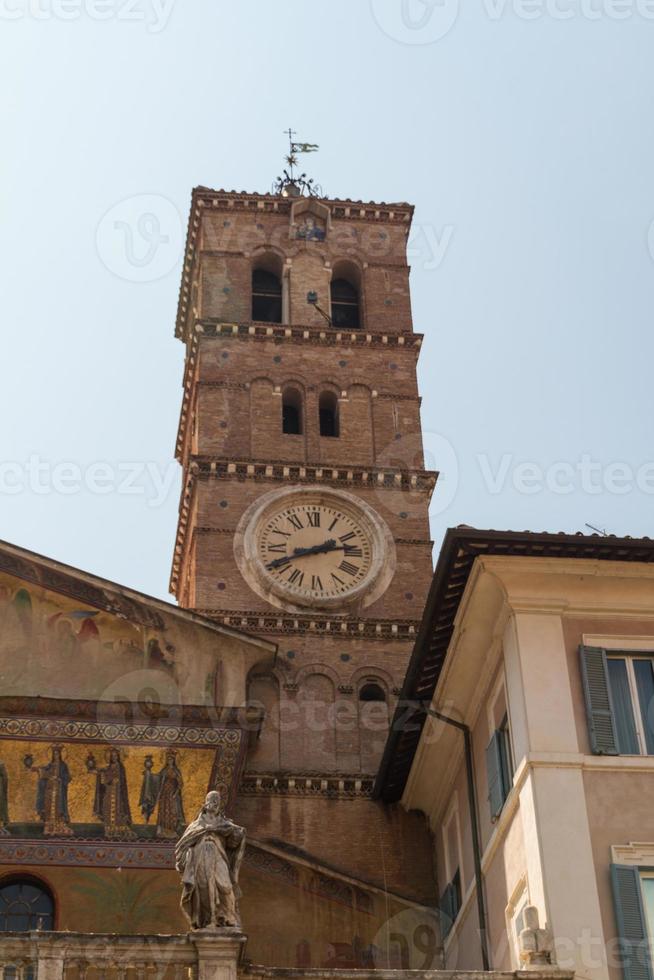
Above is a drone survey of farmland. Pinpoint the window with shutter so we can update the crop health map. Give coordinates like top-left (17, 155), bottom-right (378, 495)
top-left (486, 728), bottom-right (511, 821)
top-left (580, 646), bottom-right (654, 755)
top-left (611, 864), bottom-right (654, 980)
top-left (580, 646), bottom-right (620, 755)
top-left (439, 869), bottom-right (462, 939)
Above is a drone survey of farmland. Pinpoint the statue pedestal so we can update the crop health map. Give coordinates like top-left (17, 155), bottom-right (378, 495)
top-left (189, 929), bottom-right (247, 980)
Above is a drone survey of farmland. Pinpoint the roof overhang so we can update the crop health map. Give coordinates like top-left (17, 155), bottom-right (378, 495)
top-left (374, 526), bottom-right (654, 803)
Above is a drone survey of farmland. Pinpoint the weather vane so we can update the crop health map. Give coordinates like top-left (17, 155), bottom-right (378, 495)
top-left (273, 129), bottom-right (322, 197)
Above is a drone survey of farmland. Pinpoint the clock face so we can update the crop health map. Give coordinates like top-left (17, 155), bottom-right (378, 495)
top-left (234, 487), bottom-right (395, 612)
top-left (258, 501), bottom-right (373, 603)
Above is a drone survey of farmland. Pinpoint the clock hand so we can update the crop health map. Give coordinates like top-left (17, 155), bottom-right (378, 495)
top-left (265, 540), bottom-right (345, 570)
top-left (291, 539), bottom-right (343, 558)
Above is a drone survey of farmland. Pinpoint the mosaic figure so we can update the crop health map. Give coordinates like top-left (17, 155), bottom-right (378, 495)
top-left (139, 749), bottom-right (186, 839)
top-left (175, 790), bottom-right (245, 930)
top-left (86, 747), bottom-right (136, 840)
top-left (296, 215), bottom-right (326, 241)
top-left (24, 745), bottom-right (73, 837)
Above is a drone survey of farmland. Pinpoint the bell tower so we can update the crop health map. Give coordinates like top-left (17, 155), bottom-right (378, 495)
top-left (171, 173), bottom-right (437, 777)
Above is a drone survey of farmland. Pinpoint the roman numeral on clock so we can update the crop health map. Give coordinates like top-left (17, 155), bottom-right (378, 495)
top-left (287, 568), bottom-right (304, 586)
top-left (339, 532), bottom-right (356, 543)
top-left (311, 575), bottom-right (323, 592)
top-left (267, 543), bottom-right (287, 554)
top-left (307, 511), bottom-right (320, 527)
top-left (344, 545), bottom-right (363, 557)
top-left (287, 514), bottom-right (303, 531)
top-left (339, 560), bottom-right (359, 577)
top-left (328, 517), bottom-right (339, 532)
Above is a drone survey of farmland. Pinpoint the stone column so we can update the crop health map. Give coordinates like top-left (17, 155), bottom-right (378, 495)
top-left (34, 946), bottom-right (65, 980)
top-left (189, 930), bottom-right (247, 980)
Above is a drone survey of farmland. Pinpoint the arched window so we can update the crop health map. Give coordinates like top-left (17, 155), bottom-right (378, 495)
top-left (252, 268), bottom-right (282, 323)
top-left (319, 391), bottom-right (339, 438)
top-left (0, 877), bottom-right (54, 932)
top-left (330, 278), bottom-right (360, 329)
top-left (282, 388), bottom-right (303, 435)
top-left (359, 682), bottom-right (386, 703)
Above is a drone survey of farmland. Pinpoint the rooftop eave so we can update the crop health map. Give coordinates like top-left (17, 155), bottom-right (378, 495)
top-left (374, 526), bottom-right (654, 804)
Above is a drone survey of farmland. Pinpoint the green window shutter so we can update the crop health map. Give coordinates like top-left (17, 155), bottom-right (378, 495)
top-left (611, 864), bottom-right (654, 980)
top-left (439, 881), bottom-right (455, 938)
top-left (486, 730), bottom-right (506, 820)
top-left (580, 645), bottom-right (620, 755)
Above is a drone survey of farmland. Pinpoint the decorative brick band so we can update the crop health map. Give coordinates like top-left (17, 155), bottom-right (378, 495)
top-left (194, 319), bottom-right (422, 349)
top-left (240, 772), bottom-right (374, 800)
top-left (194, 608), bottom-right (420, 641)
top-left (0, 714), bottom-right (242, 750)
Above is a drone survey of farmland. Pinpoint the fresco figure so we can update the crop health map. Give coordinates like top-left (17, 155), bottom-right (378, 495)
top-left (139, 749), bottom-right (186, 839)
top-left (24, 745), bottom-right (73, 837)
top-left (0, 760), bottom-right (9, 836)
top-left (175, 790), bottom-right (245, 930)
top-left (86, 747), bottom-right (136, 840)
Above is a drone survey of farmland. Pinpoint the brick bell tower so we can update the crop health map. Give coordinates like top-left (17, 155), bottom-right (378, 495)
top-left (171, 169), bottom-right (437, 779)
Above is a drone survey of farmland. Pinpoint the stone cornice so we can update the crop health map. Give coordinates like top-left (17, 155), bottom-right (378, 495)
top-left (176, 187), bottom-right (414, 341)
top-left (240, 771), bottom-right (374, 800)
top-left (193, 319), bottom-right (422, 348)
top-left (193, 608), bottom-right (421, 642)
top-left (169, 461), bottom-right (437, 592)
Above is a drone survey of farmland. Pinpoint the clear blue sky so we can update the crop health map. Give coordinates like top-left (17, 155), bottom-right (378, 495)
top-left (1, 0), bottom-right (652, 602)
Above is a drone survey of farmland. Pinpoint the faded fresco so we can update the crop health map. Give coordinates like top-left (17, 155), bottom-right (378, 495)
top-left (0, 562), bottom-right (273, 705)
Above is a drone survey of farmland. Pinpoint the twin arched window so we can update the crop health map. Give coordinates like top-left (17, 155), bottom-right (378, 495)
top-left (251, 262), bottom-right (362, 329)
top-left (359, 682), bottom-right (387, 703)
top-left (252, 268), bottom-right (282, 324)
top-left (319, 391), bottom-right (339, 438)
top-left (282, 388), bottom-right (303, 435)
top-left (282, 389), bottom-right (340, 438)
top-left (0, 877), bottom-right (54, 932)
top-left (330, 277), bottom-right (360, 329)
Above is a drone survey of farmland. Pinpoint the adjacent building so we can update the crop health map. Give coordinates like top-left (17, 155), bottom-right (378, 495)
top-left (376, 527), bottom-right (654, 980)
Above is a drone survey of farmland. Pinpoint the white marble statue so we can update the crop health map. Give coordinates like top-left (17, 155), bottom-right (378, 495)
top-left (175, 790), bottom-right (246, 930)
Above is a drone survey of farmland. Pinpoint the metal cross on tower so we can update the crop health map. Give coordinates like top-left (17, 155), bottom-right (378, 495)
top-left (274, 129), bottom-right (321, 197)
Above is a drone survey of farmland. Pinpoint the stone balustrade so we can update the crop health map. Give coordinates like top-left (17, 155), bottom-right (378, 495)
top-left (0, 931), bottom-right (245, 980)
top-left (0, 934), bottom-right (576, 980)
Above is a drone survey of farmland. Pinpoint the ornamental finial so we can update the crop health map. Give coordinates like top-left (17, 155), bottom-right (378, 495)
top-left (273, 129), bottom-right (322, 197)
